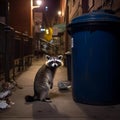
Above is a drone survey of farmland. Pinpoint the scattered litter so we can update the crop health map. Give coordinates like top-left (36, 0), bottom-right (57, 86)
top-left (0, 82), bottom-right (15, 110)
top-left (0, 90), bottom-right (11, 99)
top-left (58, 81), bottom-right (71, 90)
top-left (0, 100), bottom-right (9, 109)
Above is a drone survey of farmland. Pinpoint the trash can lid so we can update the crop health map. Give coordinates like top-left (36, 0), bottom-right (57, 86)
top-left (67, 10), bottom-right (120, 35)
top-left (71, 10), bottom-right (120, 23)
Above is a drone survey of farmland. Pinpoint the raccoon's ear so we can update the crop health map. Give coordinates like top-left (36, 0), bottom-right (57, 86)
top-left (58, 55), bottom-right (63, 60)
top-left (45, 55), bottom-right (51, 60)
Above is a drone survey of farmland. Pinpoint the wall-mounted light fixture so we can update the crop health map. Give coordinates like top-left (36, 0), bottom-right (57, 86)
top-left (58, 11), bottom-right (62, 17)
top-left (33, 0), bottom-right (42, 6)
top-left (36, 0), bottom-right (42, 6)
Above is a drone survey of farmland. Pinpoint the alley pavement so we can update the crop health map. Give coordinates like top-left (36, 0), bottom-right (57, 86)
top-left (0, 56), bottom-right (120, 120)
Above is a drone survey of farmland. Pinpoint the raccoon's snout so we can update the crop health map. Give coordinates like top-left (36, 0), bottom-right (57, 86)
top-left (51, 63), bottom-right (58, 67)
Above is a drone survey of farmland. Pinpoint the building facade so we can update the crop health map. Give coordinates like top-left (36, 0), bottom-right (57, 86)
top-left (62, 0), bottom-right (120, 51)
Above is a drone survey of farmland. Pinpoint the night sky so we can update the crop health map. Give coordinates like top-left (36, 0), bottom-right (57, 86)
top-left (45, 0), bottom-right (60, 26)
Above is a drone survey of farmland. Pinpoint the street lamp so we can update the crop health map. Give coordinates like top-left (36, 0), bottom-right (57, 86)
top-left (36, 0), bottom-right (42, 6)
top-left (45, 6), bottom-right (48, 11)
top-left (32, 0), bottom-right (43, 8)
top-left (58, 11), bottom-right (62, 17)
top-left (57, 10), bottom-right (62, 23)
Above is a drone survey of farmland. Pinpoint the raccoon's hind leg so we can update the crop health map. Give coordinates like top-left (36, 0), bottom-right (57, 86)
top-left (45, 92), bottom-right (51, 100)
top-left (40, 91), bottom-right (51, 102)
top-left (33, 91), bottom-right (40, 101)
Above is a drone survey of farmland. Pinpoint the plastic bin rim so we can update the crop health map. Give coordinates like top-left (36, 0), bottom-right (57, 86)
top-left (71, 11), bottom-right (120, 24)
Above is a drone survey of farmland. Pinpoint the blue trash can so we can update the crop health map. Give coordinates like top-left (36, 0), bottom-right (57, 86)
top-left (67, 10), bottom-right (120, 105)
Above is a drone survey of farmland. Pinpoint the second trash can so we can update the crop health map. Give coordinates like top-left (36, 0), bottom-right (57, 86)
top-left (67, 10), bottom-right (120, 105)
top-left (65, 51), bottom-right (72, 81)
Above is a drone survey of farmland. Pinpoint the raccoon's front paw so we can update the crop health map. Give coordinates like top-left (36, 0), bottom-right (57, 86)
top-left (40, 98), bottom-right (52, 103)
top-left (40, 99), bottom-right (46, 102)
top-left (45, 99), bottom-right (52, 103)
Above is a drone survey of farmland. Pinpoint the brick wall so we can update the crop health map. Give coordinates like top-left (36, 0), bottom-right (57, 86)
top-left (68, 0), bottom-right (120, 21)
top-left (88, 0), bottom-right (120, 17)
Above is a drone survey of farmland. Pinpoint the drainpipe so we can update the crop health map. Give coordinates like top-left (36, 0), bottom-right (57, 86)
top-left (65, 0), bottom-right (69, 52)
top-left (82, 0), bottom-right (89, 13)
top-left (5, 0), bottom-right (9, 25)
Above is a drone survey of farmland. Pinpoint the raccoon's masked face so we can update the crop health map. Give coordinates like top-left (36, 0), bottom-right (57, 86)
top-left (45, 55), bottom-right (64, 68)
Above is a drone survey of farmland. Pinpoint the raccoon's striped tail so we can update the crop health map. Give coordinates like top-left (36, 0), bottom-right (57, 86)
top-left (25, 95), bottom-right (35, 102)
top-left (25, 95), bottom-right (52, 102)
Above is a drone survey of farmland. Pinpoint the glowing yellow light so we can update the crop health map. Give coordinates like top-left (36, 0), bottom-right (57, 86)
top-left (58, 11), bottom-right (62, 16)
top-left (46, 29), bottom-right (49, 34)
top-left (36, 0), bottom-right (42, 6)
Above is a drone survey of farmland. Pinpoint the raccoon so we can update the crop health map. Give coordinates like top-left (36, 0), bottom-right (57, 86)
top-left (25, 55), bottom-right (63, 102)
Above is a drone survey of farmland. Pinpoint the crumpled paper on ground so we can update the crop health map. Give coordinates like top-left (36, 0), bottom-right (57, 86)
top-left (0, 100), bottom-right (9, 109)
top-left (0, 90), bottom-right (11, 99)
